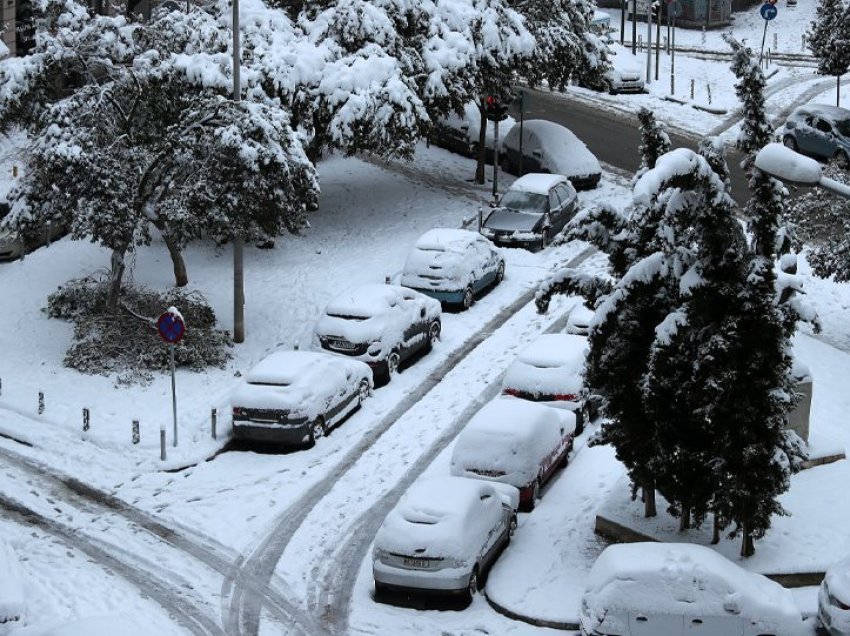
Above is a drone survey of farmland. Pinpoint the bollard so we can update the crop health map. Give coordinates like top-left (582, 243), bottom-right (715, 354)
top-left (160, 423), bottom-right (167, 461)
top-left (701, 26), bottom-right (706, 44)
top-left (773, 33), bottom-right (778, 51)
top-left (478, 207), bottom-right (483, 230)
top-left (83, 408), bottom-right (90, 434)
top-left (690, 78), bottom-right (695, 100)
top-left (801, 34), bottom-right (806, 52)
top-left (663, 36), bottom-right (668, 53)
top-left (38, 391), bottom-right (44, 415)
top-left (132, 419), bottom-right (140, 445)
top-left (638, 34), bottom-right (643, 51)
top-left (211, 408), bottom-right (217, 440)
top-left (707, 83), bottom-right (712, 105)
top-left (384, 275), bottom-right (391, 284)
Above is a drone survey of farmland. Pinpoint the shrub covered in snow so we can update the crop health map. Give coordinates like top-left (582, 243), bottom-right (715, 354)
top-left (46, 277), bottom-right (232, 385)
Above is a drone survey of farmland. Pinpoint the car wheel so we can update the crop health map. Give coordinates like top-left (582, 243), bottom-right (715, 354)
top-left (469, 142), bottom-right (480, 159)
top-left (783, 135), bottom-right (798, 152)
top-left (466, 566), bottom-right (480, 602)
top-left (531, 479), bottom-right (541, 508)
top-left (386, 351), bottom-right (400, 379)
top-left (427, 319), bottom-right (441, 346)
top-left (461, 286), bottom-right (475, 310)
top-left (309, 416), bottom-right (327, 446)
top-left (494, 261), bottom-right (505, 286)
top-left (357, 379), bottom-right (370, 407)
top-left (540, 229), bottom-right (550, 250)
top-left (834, 150), bottom-right (850, 169)
top-left (509, 515), bottom-right (518, 538)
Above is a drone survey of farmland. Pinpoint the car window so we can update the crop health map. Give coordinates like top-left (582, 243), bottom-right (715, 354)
top-left (501, 190), bottom-right (547, 213)
top-left (549, 190), bottom-right (562, 211)
top-left (555, 183), bottom-right (576, 204)
top-left (835, 118), bottom-right (850, 137)
top-left (816, 118), bottom-right (833, 134)
top-left (804, 116), bottom-right (816, 127)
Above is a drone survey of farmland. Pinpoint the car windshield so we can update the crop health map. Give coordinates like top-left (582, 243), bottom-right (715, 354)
top-left (835, 118), bottom-right (850, 137)
top-left (500, 190), bottom-right (547, 213)
top-left (326, 312), bottom-right (369, 321)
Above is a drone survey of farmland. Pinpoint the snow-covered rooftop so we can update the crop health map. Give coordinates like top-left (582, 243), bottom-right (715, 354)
top-left (509, 173), bottom-right (568, 195)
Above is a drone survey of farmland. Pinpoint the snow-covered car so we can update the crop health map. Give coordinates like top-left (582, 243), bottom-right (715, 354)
top-left (819, 554), bottom-right (850, 635)
top-left (777, 104), bottom-right (850, 167)
top-left (0, 538), bottom-right (25, 634)
top-left (12, 615), bottom-right (148, 636)
top-left (449, 397), bottom-right (576, 511)
top-left (372, 476), bottom-right (519, 603)
top-left (580, 543), bottom-right (805, 636)
top-left (479, 173), bottom-right (578, 250)
top-left (314, 284), bottom-right (441, 386)
top-left (603, 44), bottom-right (646, 94)
top-left (566, 303), bottom-right (595, 335)
top-left (500, 120), bottom-right (602, 190)
top-left (501, 334), bottom-right (592, 434)
top-left (0, 200), bottom-right (66, 262)
top-left (431, 102), bottom-right (516, 162)
top-left (230, 350), bottom-right (372, 446)
top-left (400, 228), bottom-right (505, 309)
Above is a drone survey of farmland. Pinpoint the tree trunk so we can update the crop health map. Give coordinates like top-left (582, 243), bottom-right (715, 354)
top-left (474, 104), bottom-right (488, 185)
top-left (712, 514), bottom-right (721, 544)
top-left (838, 75), bottom-right (841, 108)
top-left (644, 483), bottom-right (657, 518)
top-left (107, 246), bottom-right (129, 309)
top-left (678, 506), bottom-right (691, 531)
top-left (152, 220), bottom-right (188, 287)
top-left (740, 523), bottom-right (755, 557)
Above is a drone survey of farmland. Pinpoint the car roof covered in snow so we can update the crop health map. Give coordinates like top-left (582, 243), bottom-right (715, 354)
top-left (585, 543), bottom-right (802, 627)
top-left (246, 350), bottom-right (360, 385)
top-left (463, 397), bottom-right (563, 443)
top-left (509, 173), bottom-right (569, 195)
top-left (791, 103), bottom-right (850, 122)
top-left (324, 284), bottom-right (412, 318)
top-left (414, 228), bottom-right (481, 252)
top-left (825, 553), bottom-right (850, 602)
top-left (517, 120), bottom-right (601, 177)
top-left (503, 334), bottom-right (587, 395)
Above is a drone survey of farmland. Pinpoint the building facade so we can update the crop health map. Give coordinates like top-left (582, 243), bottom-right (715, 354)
top-left (1, 0), bottom-right (37, 57)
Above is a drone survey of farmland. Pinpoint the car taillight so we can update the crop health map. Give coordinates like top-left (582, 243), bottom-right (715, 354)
top-left (502, 388), bottom-right (521, 397)
top-left (552, 393), bottom-right (578, 401)
top-left (232, 407), bottom-right (246, 418)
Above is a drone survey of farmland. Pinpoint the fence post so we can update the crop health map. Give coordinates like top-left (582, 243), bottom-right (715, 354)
top-left (801, 34), bottom-right (806, 52)
top-left (701, 26), bottom-right (706, 44)
top-left (211, 408), bottom-right (217, 440)
top-left (38, 391), bottom-right (44, 415)
top-left (690, 78), bottom-right (695, 100)
top-left (160, 423), bottom-right (167, 461)
top-left (638, 34), bottom-right (643, 51)
top-left (132, 419), bottom-right (140, 445)
top-left (707, 83), bottom-right (712, 104)
top-left (82, 408), bottom-right (90, 440)
top-left (773, 32), bottom-right (778, 51)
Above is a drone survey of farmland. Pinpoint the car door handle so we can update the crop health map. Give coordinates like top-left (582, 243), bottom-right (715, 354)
top-left (691, 618), bottom-right (703, 625)
top-left (635, 616), bottom-right (648, 622)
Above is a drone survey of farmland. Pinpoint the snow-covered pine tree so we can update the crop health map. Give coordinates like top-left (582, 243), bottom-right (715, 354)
top-left (513, 0), bottom-right (609, 92)
top-left (806, 0), bottom-right (850, 107)
top-left (725, 35), bottom-right (772, 173)
top-left (635, 107), bottom-right (671, 178)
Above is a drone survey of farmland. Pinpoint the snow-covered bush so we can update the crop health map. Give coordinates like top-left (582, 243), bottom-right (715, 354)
top-left (47, 277), bottom-right (232, 384)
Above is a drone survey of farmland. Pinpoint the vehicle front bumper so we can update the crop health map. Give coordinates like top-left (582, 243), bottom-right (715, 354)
top-left (373, 560), bottom-right (471, 594)
top-left (232, 419), bottom-right (311, 445)
top-left (485, 234), bottom-right (544, 251)
top-left (819, 584), bottom-right (850, 635)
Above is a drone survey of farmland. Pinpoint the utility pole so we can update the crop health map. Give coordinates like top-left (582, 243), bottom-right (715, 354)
top-left (632, 0), bottom-right (638, 54)
top-left (646, 0), bottom-right (652, 84)
top-left (233, 0), bottom-right (245, 344)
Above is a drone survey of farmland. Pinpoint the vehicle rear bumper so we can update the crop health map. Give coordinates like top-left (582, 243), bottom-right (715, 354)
top-left (569, 173), bottom-right (602, 190)
top-left (232, 420), bottom-right (311, 445)
top-left (373, 562), bottom-right (470, 593)
top-left (407, 287), bottom-right (465, 304)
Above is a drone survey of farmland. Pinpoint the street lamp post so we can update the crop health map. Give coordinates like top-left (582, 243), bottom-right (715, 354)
top-left (754, 143), bottom-right (850, 198)
top-left (232, 0), bottom-right (245, 343)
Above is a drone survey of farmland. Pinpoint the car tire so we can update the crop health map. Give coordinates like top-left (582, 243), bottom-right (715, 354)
top-left (469, 142), bottom-right (480, 159)
top-left (461, 286), bottom-right (475, 310)
top-left (494, 261), bottom-right (505, 286)
top-left (834, 150), bottom-right (850, 169)
top-left (357, 379), bottom-right (370, 407)
top-left (508, 515), bottom-right (518, 541)
top-left (540, 229), bottom-right (550, 250)
top-left (521, 480), bottom-right (541, 512)
top-left (308, 416), bottom-right (327, 447)
top-left (466, 566), bottom-right (480, 602)
top-left (560, 448), bottom-right (570, 469)
top-left (426, 319), bottom-right (441, 348)
top-left (783, 135), bottom-right (798, 152)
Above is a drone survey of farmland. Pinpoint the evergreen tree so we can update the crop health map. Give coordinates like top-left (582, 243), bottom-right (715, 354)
top-left (635, 107), bottom-right (671, 177)
top-left (725, 35), bottom-right (773, 173)
top-left (806, 0), bottom-right (850, 107)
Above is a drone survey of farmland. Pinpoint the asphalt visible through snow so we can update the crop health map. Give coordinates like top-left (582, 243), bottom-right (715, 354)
top-left (519, 88), bottom-right (753, 204)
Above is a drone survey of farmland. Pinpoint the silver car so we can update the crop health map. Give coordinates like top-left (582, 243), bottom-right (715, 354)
top-left (778, 104), bottom-right (850, 167)
top-left (819, 555), bottom-right (850, 635)
top-left (373, 476), bottom-right (518, 603)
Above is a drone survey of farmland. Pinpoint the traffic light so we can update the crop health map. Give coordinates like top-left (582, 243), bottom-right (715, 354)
top-left (484, 95), bottom-right (509, 122)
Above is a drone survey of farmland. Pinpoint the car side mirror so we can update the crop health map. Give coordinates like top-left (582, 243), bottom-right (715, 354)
top-left (722, 599), bottom-right (741, 615)
top-left (420, 307), bottom-right (426, 318)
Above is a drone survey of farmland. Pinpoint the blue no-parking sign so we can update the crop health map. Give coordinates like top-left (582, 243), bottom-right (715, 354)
top-left (157, 310), bottom-right (186, 344)
top-left (760, 3), bottom-right (778, 20)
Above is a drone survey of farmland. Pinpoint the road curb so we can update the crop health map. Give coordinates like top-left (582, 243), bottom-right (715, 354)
top-left (485, 593), bottom-right (580, 632)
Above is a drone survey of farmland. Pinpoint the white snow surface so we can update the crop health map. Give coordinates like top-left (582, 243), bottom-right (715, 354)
top-left (582, 542), bottom-right (804, 636)
top-left (755, 143), bottom-right (823, 184)
top-left (0, 538), bottom-right (25, 629)
top-left (825, 554), bottom-right (850, 605)
top-left (11, 615), bottom-right (149, 636)
top-left (501, 333), bottom-right (587, 397)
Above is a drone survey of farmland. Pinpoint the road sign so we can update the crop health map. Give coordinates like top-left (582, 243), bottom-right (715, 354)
top-left (760, 3), bottom-right (777, 20)
top-left (157, 309), bottom-right (186, 344)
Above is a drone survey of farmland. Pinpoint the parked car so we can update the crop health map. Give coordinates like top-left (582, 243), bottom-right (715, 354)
top-left (580, 542), bottom-right (805, 636)
top-left (777, 104), bottom-right (850, 167)
top-left (372, 476), bottom-right (519, 603)
top-left (314, 284), bottom-right (441, 386)
top-left (566, 303), bottom-right (595, 335)
top-left (400, 228), bottom-right (505, 310)
top-left (603, 44), bottom-right (646, 95)
top-left (0, 538), bottom-right (25, 634)
top-left (500, 120), bottom-right (602, 190)
top-left (450, 397), bottom-right (576, 511)
top-left (501, 334), bottom-right (593, 434)
top-left (431, 102), bottom-right (516, 162)
top-left (479, 173), bottom-right (578, 250)
top-left (230, 350), bottom-right (372, 446)
top-left (819, 554), bottom-right (850, 635)
top-left (0, 200), bottom-right (66, 262)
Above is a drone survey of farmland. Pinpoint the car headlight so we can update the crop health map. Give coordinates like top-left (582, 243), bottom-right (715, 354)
top-left (373, 547), bottom-right (390, 561)
top-left (480, 226), bottom-right (495, 237)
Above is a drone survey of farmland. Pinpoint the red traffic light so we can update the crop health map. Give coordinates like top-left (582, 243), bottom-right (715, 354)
top-left (485, 95), bottom-right (498, 109)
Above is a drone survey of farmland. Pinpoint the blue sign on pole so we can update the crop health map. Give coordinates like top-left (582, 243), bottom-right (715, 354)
top-left (760, 3), bottom-right (777, 20)
top-left (157, 311), bottom-right (186, 344)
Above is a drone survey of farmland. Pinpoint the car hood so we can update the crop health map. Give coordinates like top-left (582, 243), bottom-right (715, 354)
top-left (484, 208), bottom-right (542, 233)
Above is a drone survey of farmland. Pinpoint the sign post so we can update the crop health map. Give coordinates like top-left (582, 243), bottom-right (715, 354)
top-left (758, 1), bottom-right (778, 67)
top-left (157, 307), bottom-right (186, 448)
top-left (668, 0), bottom-right (682, 95)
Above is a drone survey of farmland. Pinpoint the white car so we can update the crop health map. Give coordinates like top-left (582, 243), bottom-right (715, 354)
top-left (580, 543), bottom-right (805, 636)
top-left (566, 303), bottom-right (595, 335)
top-left (432, 101), bottom-right (516, 161)
top-left (819, 554), bottom-right (850, 635)
top-left (314, 284), bottom-right (441, 386)
top-left (231, 350), bottom-right (372, 446)
top-left (0, 538), bottom-right (25, 634)
top-left (400, 228), bottom-right (505, 309)
top-left (450, 397), bottom-right (575, 511)
top-left (501, 334), bottom-right (592, 433)
top-left (373, 476), bottom-right (518, 603)
top-left (603, 44), bottom-right (646, 95)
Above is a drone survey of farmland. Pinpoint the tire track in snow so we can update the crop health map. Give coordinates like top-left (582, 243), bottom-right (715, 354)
top-left (0, 444), bottom-right (318, 635)
top-left (221, 246), bottom-right (596, 636)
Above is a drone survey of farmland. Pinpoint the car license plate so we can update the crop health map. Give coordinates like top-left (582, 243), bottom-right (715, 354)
top-left (403, 558), bottom-right (428, 568)
top-left (330, 339), bottom-right (355, 350)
